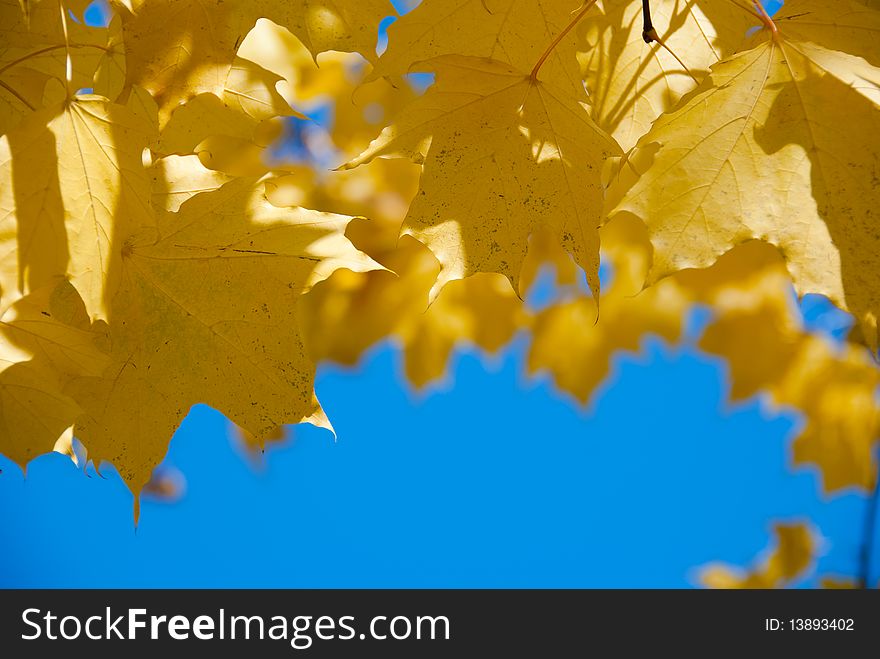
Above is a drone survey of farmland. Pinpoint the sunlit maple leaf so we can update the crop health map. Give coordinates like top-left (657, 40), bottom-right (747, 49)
top-left (611, 15), bottom-right (880, 349)
top-left (111, 0), bottom-right (394, 121)
top-left (579, 0), bottom-right (754, 149)
top-left (0, 96), bottom-right (156, 320)
top-left (67, 176), bottom-right (380, 496)
top-left (0, 279), bottom-right (108, 466)
top-left (346, 55), bottom-right (619, 301)
top-left (369, 0), bottom-right (587, 97)
top-left (0, 0), bottom-right (111, 134)
top-left (528, 215), bottom-right (687, 405)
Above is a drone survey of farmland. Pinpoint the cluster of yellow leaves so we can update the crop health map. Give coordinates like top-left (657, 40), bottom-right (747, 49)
top-left (524, 215), bottom-right (879, 493)
top-left (1, 0), bottom-right (879, 526)
top-left (695, 247), bottom-right (880, 493)
top-left (0, 0), bottom-right (395, 504)
top-left (327, 0), bottom-right (880, 493)
top-left (609, 0), bottom-right (880, 352)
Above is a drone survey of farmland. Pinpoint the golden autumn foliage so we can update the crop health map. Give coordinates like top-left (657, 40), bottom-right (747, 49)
top-left (0, 0), bottom-right (878, 581)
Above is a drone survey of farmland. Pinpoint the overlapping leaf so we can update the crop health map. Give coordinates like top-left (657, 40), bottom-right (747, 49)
top-left (0, 0), bottom-right (113, 134)
top-left (579, 0), bottom-right (754, 149)
top-left (0, 279), bottom-right (108, 466)
top-left (528, 216), bottom-right (687, 404)
top-left (369, 0), bottom-right (587, 96)
top-left (66, 176), bottom-right (378, 494)
top-left (111, 0), bottom-right (394, 120)
top-left (347, 55), bottom-right (619, 300)
top-left (0, 97), bottom-right (156, 319)
top-left (611, 3), bottom-right (880, 349)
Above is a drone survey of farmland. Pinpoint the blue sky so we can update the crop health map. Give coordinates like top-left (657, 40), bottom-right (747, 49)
top-left (1, 0), bottom-right (876, 588)
top-left (0, 330), bottom-right (872, 587)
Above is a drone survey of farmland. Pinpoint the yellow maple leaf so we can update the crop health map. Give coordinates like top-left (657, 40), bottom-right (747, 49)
top-left (66, 176), bottom-right (379, 495)
top-left (528, 215), bottom-right (687, 404)
top-left (149, 154), bottom-right (234, 213)
top-left (93, 16), bottom-right (127, 102)
top-left (774, 336), bottom-right (880, 493)
top-left (346, 54), bottom-right (619, 301)
top-left (579, 0), bottom-right (754, 149)
top-left (769, 0), bottom-right (880, 65)
top-left (400, 273), bottom-right (524, 389)
top-left (301, 234), bottom-right (440, 368)
top-left (698, 261), bottom-right (803, 402)
top-left (0, 0), bottom-right (112, 134)
top-left (369, 0), bottom-right (587, 97)
top-left (159, 56), bottom-right (302, 148)
top-left (611, 17), bottom-right (880, 349)
top-left (0, 96), bottom-right (156, 320)
top-left (111, 0), bottom-right (394, 120)
top-left (698, 522), bottom-right (816, 589)
top-left (0, 279), bottom-right (109, 467)
top-left (695, 244), bottom-right (880, 492)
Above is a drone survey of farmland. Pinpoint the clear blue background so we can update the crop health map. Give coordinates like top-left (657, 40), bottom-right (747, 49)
top-left (1, 0), bottom-right (876, 588)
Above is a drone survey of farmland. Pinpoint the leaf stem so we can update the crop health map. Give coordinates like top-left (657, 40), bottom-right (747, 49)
top-left (752, 0), bottom-right (778, 37)
top-left (859, 471), bottom-right (879, 588)
top-left (530, 0), bottom-right (598, 82)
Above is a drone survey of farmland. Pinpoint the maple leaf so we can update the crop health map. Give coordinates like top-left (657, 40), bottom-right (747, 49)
top-left (690, 242), bottom-right (880, 492)
top-left (0, 96), bottom-right (156, 320)
top-left (67, 176), bottom-right (379, 495)
top-left (611, 9), bottom-right (880, 349)
top-left (292, 172), bottom-right (523, 389)
top-left (579, 0), bottom-right (754, 149)
top-left (154, 56), bottom-right (301, 176)
top-left (698, 522), bottom-right (816, 589)
top-left (400, 273), bottom-right (523, 389)
top-left (769, 0), bottom-right (880, 65)
top-left (346, 54), bottom-right (619, 301)
top-left (150, 154), bottom-right (234, 213)
top-left (778, 337), bottom-right (880, 492)
top-left (93, 16), bottom-right (127, 101)
top-left (369, 0), bottom-right (588, 96)
top-left (111, 0), bottom-right (394, 120)
top-left (0, 0), bottom-right (112, 134)
top-left (0, 279), bottom-right (108, 467)
top-left (302, 234), bottom-right (441, 368)
top-left (528, 215), bottom-right (687, 404)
